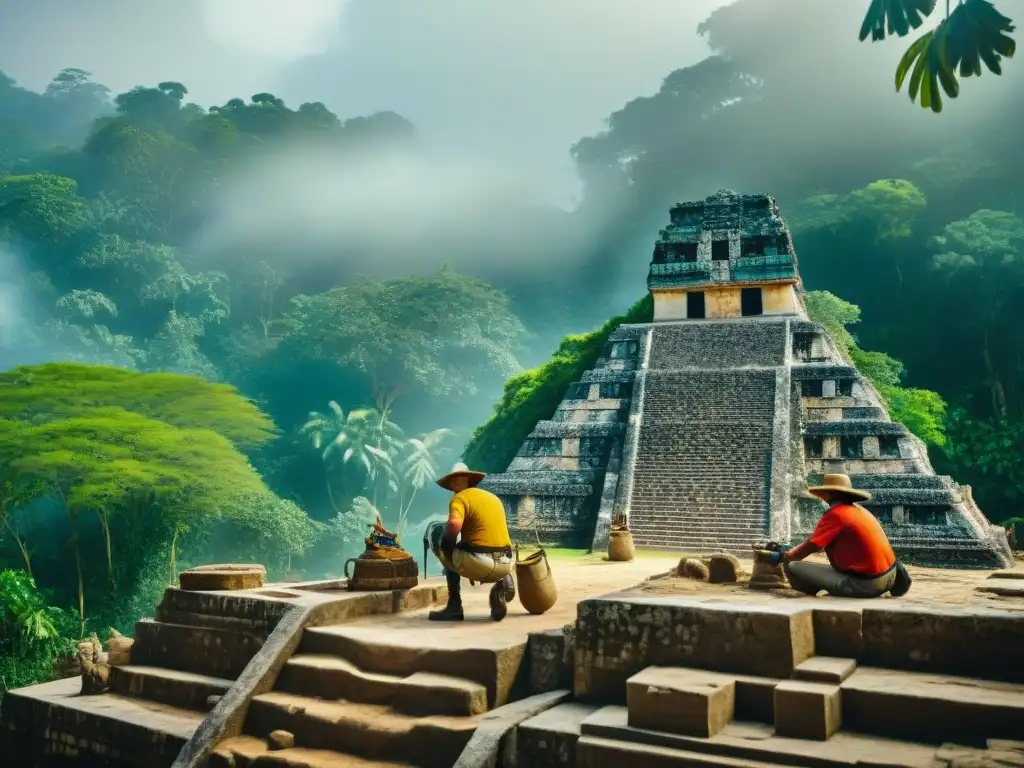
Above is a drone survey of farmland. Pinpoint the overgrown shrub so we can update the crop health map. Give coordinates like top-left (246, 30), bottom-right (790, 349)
top-left (463, 295), bottom-right (653, 473)
top-left (0, 569), bottom-right (79, 695)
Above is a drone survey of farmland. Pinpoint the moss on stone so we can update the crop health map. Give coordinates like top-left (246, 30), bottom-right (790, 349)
top-left (463, 295), bottom-right (653, 474)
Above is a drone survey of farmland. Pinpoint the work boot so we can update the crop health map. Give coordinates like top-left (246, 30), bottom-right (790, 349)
top-left (429, 570), bottom-right (464, 622)
top-left (489, 574), bottom-right (515, 622)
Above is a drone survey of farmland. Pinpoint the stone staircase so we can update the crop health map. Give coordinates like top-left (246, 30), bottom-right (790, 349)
top-left (522, 592), bottom-right (1024, 768)
top-left (212, 621), bottom-right (525, 767)
top-left (0, 586), bottom-right (287, 765)
top-left (629, 369), bottom-right (776, 552)
top-left (565, 657), bottom-right (1024, 766)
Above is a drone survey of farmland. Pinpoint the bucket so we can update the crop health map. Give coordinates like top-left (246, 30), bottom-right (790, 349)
top-left (515, 547), bottom-right (557, 615)
top-left (607, 529), bottom-right (635, 562)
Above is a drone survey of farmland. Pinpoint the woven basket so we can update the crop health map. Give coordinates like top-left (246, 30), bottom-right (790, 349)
top-left (607, 529), bottom-right (636, 562)
top-left (345, 554), bottom-right (419, 592)
top-left (515, 547), bottom-right (557, 615)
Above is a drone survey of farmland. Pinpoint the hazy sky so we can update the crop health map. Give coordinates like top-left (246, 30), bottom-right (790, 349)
top-left (0, 0), bottom-right (727, 202)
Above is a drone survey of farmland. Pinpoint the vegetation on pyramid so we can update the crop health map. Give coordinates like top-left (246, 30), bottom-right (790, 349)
top-left (464, 295), bottom-right (652, 474)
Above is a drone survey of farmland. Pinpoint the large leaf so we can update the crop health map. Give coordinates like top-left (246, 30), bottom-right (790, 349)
top-left (895, 0), bottom-right (1015, 113)
top-left (860, 0), bottom-right (937, 42)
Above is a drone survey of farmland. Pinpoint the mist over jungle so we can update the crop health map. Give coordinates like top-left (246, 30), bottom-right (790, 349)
top-left (0, 0), bottom-right (1022, 688)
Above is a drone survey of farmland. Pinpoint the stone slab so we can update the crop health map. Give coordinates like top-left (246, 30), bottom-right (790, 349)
top-left (246, 691), bottom-right (477, 768)
top-left (453, 689), bottom-right (571, 768)
top-left (300, 624), bottom-right (527, 710)
top-left (577, 735), bottom-right (778, 767)
top-left (108, 664), bottom-right (233, 712)
top-left (774, 680), bottom-right (842, 741)
top-left (579, 705), bottom-right (937, 767)
top-left (988, 571), bottom-right (1024, 580)
top-left (132, 619), bottom-right (265, 680)
top-left (574, 596), bottom-right (815, 702)
top-left (793, 657), bottom-right (857, 685)
top-left (276, 653), bottom-right (488, 717)
top-left (527, 628), bottom-right (572, 695)
top-left (841, 667), bottom-right (1024, 747)
top-left (0, 676), bottom-right (202, 765)
top-left (212, 735), bottom-right (416, 767)
top-left (517, 702), bottom-right (601, 767)
top-left (860, 605), bottom-right (1024, 683)
top-left (627, 667), bottom-right (735, 738)
top-left (812, 605), bottom-right (864, 659)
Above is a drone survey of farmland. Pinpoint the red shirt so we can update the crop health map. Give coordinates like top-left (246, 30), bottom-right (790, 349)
top-left (809, 503), bottom-right (896, 576)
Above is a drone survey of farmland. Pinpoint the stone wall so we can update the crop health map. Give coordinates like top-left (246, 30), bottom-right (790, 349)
top-left (647, 320), bottom-right (788, 370)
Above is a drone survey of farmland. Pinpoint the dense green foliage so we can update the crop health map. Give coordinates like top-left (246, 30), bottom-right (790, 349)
top-left (858, 0), bottom-right (1016, 113)
top-left (464, 295), bottom-right (653, 474)
top-left (0, 364), bottom-right (305, 630)
top-left (0, 569), bottom-right (79, 695)
top-left (2, 0), bottom-right (1024, 689)
top-left (805, 291), bottom-right (947, 446)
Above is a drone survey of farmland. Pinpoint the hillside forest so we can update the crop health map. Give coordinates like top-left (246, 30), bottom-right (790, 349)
top-left (1, 0), bottom-right (1022, 692)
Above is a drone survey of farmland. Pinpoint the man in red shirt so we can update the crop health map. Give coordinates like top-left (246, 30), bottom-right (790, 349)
top-left (763, 474), bottom-right (901, 598)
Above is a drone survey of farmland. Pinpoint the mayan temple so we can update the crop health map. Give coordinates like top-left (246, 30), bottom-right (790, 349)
top-left (482, 189), bottom-right (1012, 568)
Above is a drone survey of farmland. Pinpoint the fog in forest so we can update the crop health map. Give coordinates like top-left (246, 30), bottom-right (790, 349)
top-left (0, 0), bottom-right (1022, 661)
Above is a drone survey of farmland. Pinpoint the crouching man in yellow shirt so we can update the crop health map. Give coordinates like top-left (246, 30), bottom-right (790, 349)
top-left (427, 463), bottom-right (515, 622)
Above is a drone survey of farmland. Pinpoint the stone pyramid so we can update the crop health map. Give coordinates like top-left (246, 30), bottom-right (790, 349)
top-left (481, 190), bottom-right (1012, 568)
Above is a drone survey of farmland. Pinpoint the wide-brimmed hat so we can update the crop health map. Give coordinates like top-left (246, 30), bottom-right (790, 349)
top-left (807, 473), bottom-right (871, 502)
top-left (436, 462), bottom-right (486, 491)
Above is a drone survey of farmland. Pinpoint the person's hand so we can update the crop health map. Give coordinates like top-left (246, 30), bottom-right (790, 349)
top-left (752, 547), bottom-right (783, 565)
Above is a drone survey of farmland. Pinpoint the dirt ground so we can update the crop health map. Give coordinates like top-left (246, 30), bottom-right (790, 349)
top-left (621, 550), bottom-right (1024, 611)
top-left (355, 549), bottom-right (1024, 649)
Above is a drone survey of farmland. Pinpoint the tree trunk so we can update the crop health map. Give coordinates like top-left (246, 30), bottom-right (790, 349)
top-left (69, 511), bottom-right (85, 637)
top-left (1, 514), bottom-right (33, 576)
top-left (983, 329), bottom-right (1009, 418)
top-left (168, 526), bottom-right (180, 586)
top-left (96, 508), bottom-right (116, 596)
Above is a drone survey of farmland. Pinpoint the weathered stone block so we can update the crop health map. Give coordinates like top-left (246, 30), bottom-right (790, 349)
top-left (774, 680), bottom-right (841, 741)
top-left (841, 667), bottom-right (1024, 747)
top-left (792, 656), bottom-right (856, 684)
top-left (528, 628), bottom-right (571, 695)
top-left (517, 702), bottom-right (599, 767)
top-left (860, 605), bottom-right (1024, 682)
top-left (574, 597), bottom-right (815, 702)
top-left (627, 667), bottom-right (735, 738)
top-left (812, 605), bottom-right (863, 659)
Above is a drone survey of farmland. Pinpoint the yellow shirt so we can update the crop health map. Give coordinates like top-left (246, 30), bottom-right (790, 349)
top-left (449, 487), bottom-right (512, 549)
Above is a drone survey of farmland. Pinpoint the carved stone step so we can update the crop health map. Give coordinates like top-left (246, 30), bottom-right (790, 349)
top-left (841, 667), bottom-right (1024, 746)
top-left (132, 619), bottom-right (263, 680)
top-left (108, 664), bottom-right (232, 712)
top-left (299, 624), bottom-right (526, 710)
top-left (246, 693), bottom-right (477, 768)
top-left (212, 735), bottom-right (416, 768)
top-left (276, 654), bottom-right (488, 717)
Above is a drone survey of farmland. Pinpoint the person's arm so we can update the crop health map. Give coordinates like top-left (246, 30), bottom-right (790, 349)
top-left (766, 510), bottom-right (842, 564)
top-left (782, 539), bottom-right (822, 563)
top-left (442, 496), bottom-right (465, 560)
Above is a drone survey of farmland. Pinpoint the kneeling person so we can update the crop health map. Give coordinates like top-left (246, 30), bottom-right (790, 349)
top-left (429, 463), bottom-right (515, 622)
top-left (767, 474), bottom-right (906, 598)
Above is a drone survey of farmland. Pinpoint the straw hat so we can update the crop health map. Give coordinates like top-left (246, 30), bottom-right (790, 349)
top-left (436, 462), bottom-right (486, 491)
top-left (807, 473), bottom-right (871, 502)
